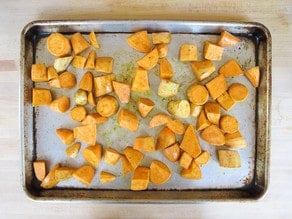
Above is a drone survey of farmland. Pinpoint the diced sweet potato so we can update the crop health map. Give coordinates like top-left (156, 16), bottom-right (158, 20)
top-left (50, 96), bottom-right (70, 113)
top-left (66, 142), bottom-right (81, 158)
top-left (205, 102), bottom-right (221, 125)
top-left (89, 31), bottom-right (100, 49)
top-left (179, 151), bottom-right (193, 169)
top-left (225, 131), bottom-right (247, 148)
top-left (127, 30), bottom-right (151, 53)
top-left (156, 127), bottom-right (176, 150)
top-left (131, 67), bottom-right (150, 92)
top-left (131, 166), bottom-right (150, 191)
top-left (94, 74), bottom-right (115, 97)
top-left (191, 60), bottom-right (215, 81)
top-left (103, 147), bottom-right (121, 165)
top-left (149, 113), bottom-right (171, 128)
top-left (219, 59), bottom-right (243, 77)
top-left (95, 57), bottom-right (114, 73)
top-left (149, 160), bottom-right (171, 185)
top-left (70, 32), bottom-right (90, 55)
top-left (117, 109), bottom-right (139, 132)
top-left (166, 119), bottom-right (186, 135)
top-left (112, 81), bottom-right (131, 103)
top-left (180, 124), bottom-right (201, 158)
top-left (217, 31), bottom-right (240, 47)
top-left (219, 115), bottom-right (239, 134)
top-left (216, 92), bottom-right (236, 111)
top-left (55, 166), bottom-right (75, 182)
top-left (203, 41), bottom-right (224, 61)
top-left (70, 106), bottom-right (87, 122)
top-left (40, 164), bottom-right (60, 189)
top-left (82, 113), bottom-right (108, 125)
top-left (47, 66), bottom-right (58, 80)
top-left (72, 55), bottom-right (86, 69)
top-left (133, 136), bottom-right (155, 152)
top-left (179, 44), bottom-right (198, 61)
top-left (31, 63), bottom-right (47, 82)
top-left (96, 95), bottom-right (119, 117)
top-left (205, 74), bottom-right (227, 100)
top-left (194, 151), bottom-right (210, 165)
top-left (79, 71), bottom-right (93, 92)
top-left (218, 149), bottom-right (241, 168)
top-left (87, 92), bottom-right (96, 106)
top-left (245, 66), bottom-right (260, 88)
top-left (228, 83), bottom-right (249, 102)
top-left (120, 154), bottom-right (134, 175)
top-left (82, 144), bottom-right (102, 167)
top-left (85, 50), bottom-right (96, 69)
top-left (137, 48), bottom-right (159, 70)
top-left (47, 33), bottom-right (71, 57)
top-left (196, 109), bottom-right (211, 131)
top-left (190, 103), bottom-right (202, 118)
top-left (187, 84), bottom-right (209, 105)
top-left (157, 43), bottom-right (168, 58)
top-left (124, 146), bottom-right (144, 169)
top-left (152, 32), bottom-right (171, 44)
top-left (180, 160), bottom-right (202, 180)
top-left (56, 128), bottom-right (74, 146)
top-left (163, 143), bottom-right (180, 162)
top-left (32, 88), bottom-right (52, 106)
top-left (58, 71), bottom-right (76, 89)
top-left (138, 98), bottom-right (154, 117)
top-left (73, 124), bottom-right (96, 145)
top-left (73, 165), bottom-right (95, 185)
top-left (201, 125), bottom-right (225, 146)
top-left (33, 160), bottom-right (46, 181)
top-left (100, 171), bottom-right (116, 184)
top-left (159, 58), bottom-right (173, 79)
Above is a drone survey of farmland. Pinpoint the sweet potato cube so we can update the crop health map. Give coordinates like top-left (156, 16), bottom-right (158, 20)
top-left (112, 81), bottom-right (131, 103)
top-left (201, 124), bottom-right (225, 146)
top-left (245, 66), bottom-right (260, 88)
top-left (152, 32), bottom-right (171, 44)
top-left (56, 128), bottom-right (74, 146)
top-left (117, 109), bottom-right (139, 132)
top-left (138, 98), bottom-right (154, 117)
top-left (50, 96), bottom-right (70, 113)
top-left (100, 171), bottom-right (116, 184)
top-left (133, 136), bottom-right (155, 152)
top-left (120, 154), bottom-right (134, 175)
top-left (82, 113), bottom-right (108, 125)
top-left (217, 31), bottom-right (240, 47)
top-left (149, 113), bottom-right (171, 128)
top-left (219, 59), bottom-right (243, 77)
top-left (72, 55), bottom-right (86, 69)
top-left (136, 48), bottom-right (159, 70)
top-left (95, 57), bottom-right (114, 73)
top-left (204, 41), bottom-right (224, 61)
top-left (131, 166), bottom-right (150, 191)
top-left (157, 43), bottom-right (168, 58)
top-left (66, 142), bottom-right (81, 158)
top-left (225, 131), bottom-right (247, 148)
top-left (195, 151), bottom-right (210, 165)
top-left (180, 124), bottom-right (201, 158)
top-left (191, 60), bottom-right (215, 81)
top-left (70, 32), bottom-right (90, 55)
top-left (149, 160), bottom-right (171, 185)
top-left (181, 160), bottom-right (202, 180)
top-left (85, 50), bottom-right (96, 69)
top-left (104, 148), bottom-right (121, 165)
top-left (79, 71), bottom-right (93, 92)
top-left (166, 119), bottom-right (186, 135)
top-left (87, 92), bottom-right (96, 106)
top-left (131, 67), bottom-right (150, 92)
top-left (216, 92), bottom-right (236, 111)
top-left (219, 115), bottom-right (239, 134)
top-left (196, 109), bottom-right (211, 131)
top-left (40, 164), bottom-right (60, 189)
top-left (94, 74), bottom-right (115, 97)
top-left (205, 102), bottom-right (221, 125)
top-left (179, 44), bottom-right (198, 61)
top-left (218, 150), bottom-right (241, 168)
top-left (163, 143), bottom-right (180, 162)
top-left (89, 31), bottom-right (100, 49)
top-left (73, 165), bottom-right (95, 185)
top-left (187, 84), bottom-right (209, 105)
top-left (33, 160), bottom-right (46, 181)
top-left (156, 127), bottom-right (176, 150)
top-left (73, 124), bottom-right (96, 145)
top-left (228, 83), bottom-right (249, 102)
top-left (205, 74), bottom-right (227, 99)
top-left (32, 88), bottom-right (52, 106)
top-left (31, 63), bottom-right (47, 82)
top-left (47, 66), bottom-right (58, 80)
top-left (58, 71), bottom-right (76, 89)
top-left (49, 77), bottom-right (61, 88)
top-left (83, 144), bottom-right (102, 168)
top-left (124, 146), bottom-right (144, 169)
top-left (159, 58), bottom-right (173, 80)
top-left (190, 103), bottom-right (202, 117)
top-left (55, 166), bottom-right (75, 182)
top-left (126, 30), bottom-right (151, 53)
top-left (179, 151), bottom-right (193, 169)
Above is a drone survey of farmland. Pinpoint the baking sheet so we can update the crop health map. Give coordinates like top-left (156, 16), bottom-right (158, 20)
top-left (20, 20), bottom-right (271, 201)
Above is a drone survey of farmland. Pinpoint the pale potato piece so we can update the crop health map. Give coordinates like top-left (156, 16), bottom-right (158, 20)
top-left (53, 56), bottom-right (73, 72)
top-left (205, 102), bottom-right (221, 125)
top-left (150, 160), bottom-right (171, 185)
top-left (167, 99), bottom-right (190, 118)
top-left (158, 79), bottom-right (179, 98)
top-left (74, 89), bottom-right (88, 106)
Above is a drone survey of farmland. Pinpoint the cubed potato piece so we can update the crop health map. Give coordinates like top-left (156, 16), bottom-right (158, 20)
top-left (205, 102), bottom-right (221, 125)
top-left (180, 124), bottom-right (201, 158)
top-left (120, 154), bottom-right (134, 175)
top-left (190, 103), bottom-right (202, 117)
top-left (131, 67), bottom-right (150, 92)
top-left (55, 166), bottom-right (75, 182)
top-left (100, 171), bottom-right (116, 184)
top-left (70, 32), bottom-right (90, 55)
top-left (159, 58), bottom-right (173, 80)
top-left (134, 136), bottom-right (155, 152)
top-left (73, 124), bottom-right (96, 145)
top-left (204, 41), bottom-right (224, 61)
top-left (225, 131), bottom-right (247, 148)
top-left (49, 77), bottom-right (61, 88)
top-left (163, 143), bottom-right (180, 162)
top-left (196, 109), bottom-right (211, 131)
top-left (85, 50), bottom-right (96, 69)
top-left (58, 71), bottom-right (76, 89)
top-left (191, 60), bottom-right (215, 81)
top-left (219, 115), bottom-right (239, 134)
top-left (47, 66), bottom-right (58, 80)
top-left (31, 63), bottom-right (47, 82)
top-left (66, 142), bottom-right (81, 158)
top-left (73, 165), bottom-right (95, 185)
top-left (152, 32), bottom-right (171, 44)
top-left (167, 99), bottom-right (190, 118)
top-left (33, 160), bottom-right (46, 181)
top-left (166, 119), bottom-right (186, 135)
top-left (50, 96), bottom-right (70, 113)
top-left (219, 59), bottom-right (243, 77)
top-left (158, 79), bottom-right (179, 98)
top-left (40, 164), bottom-right (60, 189)
top-left (228, 83), bottom-right (249, 102)
top-left (56, 128), bottom-right (74, 146)
top-left (180, 160), bottom-right (202, 180)
top-left (136, 48), bottom-right (159, 70)
top-left (195, 151), bottom-right (210, 165)
top-left (95, 57), bottom-right (114, 73)
top-left (179, 44), bottom-right (198, 61)
top-left (245, 66), bottom-right (260, 88)
top-left (218, 149), bottom-right (241, 168)
top-left (83, 144), bottom-right (102, 167)
top-left (205, 74), bottom-right (227, 99)
top-left (156, 127), bottom-right (176, 150)
top-left (74, 89), bottom-right (88, 105)
top-left (201, 124), bottom-right (225, 146)
top-left (216, 92), bottom-right (236, 111)
top-left (131, 166), bottom-right (150, 191)
top-left (72, 55), bottom-right (86, 69)
top-left (89, 31), bottom-right (100, 49)
top-left (96, 95), bottom-right (119, 117)
top-left (104, 148), bottom-right (121, 165)
top-left (157, 43), bottom-right (168, 58)
top-left (82, 113), bottom-right (108, 125)
top-left (87, 92), bottom-right (96, 106)
top-left (54, 56), bottom-right (73, 73)
top-left (138, 98), bottom-right (154, 117)
top-left (70, 106), bottom-right (87, 122)
top-left (124, 146), bottom-right (144, 169)
top-left (117, 109), bottom-right (139, 132)
top-left (112, 81), bottom-right (131, 103)
top-left (32, 88), bottom-right (52, 106)
top-left (179, 151), bottom-right (193, 169)
top-left (217, 31), bottom-right (240, 47)
top-left (126, 30), bottom-right (151, 53)
top-left (150, 160), bottom-right (171, 185)
top-left (47, 33), bottom-right (71, 57)
top-left (149, 113), bottom-right (171, 128)
top-left (94, 74), bottom-right (115, 97)
top-left (187, 84), bottom-right (209, 105)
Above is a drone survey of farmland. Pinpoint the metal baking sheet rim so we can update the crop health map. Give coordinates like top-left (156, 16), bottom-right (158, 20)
top-left (20, 20), bottom-right (271, 202)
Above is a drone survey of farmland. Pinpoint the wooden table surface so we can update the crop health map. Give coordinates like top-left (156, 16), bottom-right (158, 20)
top-left (0, 1), bottom-right (291, 218)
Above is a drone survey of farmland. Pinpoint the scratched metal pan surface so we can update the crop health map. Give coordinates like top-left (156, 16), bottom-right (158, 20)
top-left (20, 20), bottom-right (271, 202)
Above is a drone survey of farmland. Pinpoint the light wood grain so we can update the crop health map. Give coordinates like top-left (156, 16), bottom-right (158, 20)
top-left (0, 0), bottom-right (291, 218)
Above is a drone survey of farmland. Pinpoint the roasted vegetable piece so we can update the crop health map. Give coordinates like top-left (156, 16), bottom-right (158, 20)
top-left (47, 33), bottom-right (71, 57)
